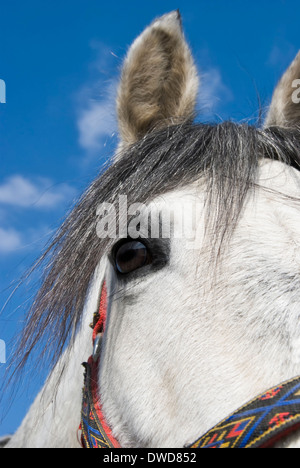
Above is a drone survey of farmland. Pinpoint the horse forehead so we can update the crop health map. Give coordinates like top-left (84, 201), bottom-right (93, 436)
top-left (145, 159), bottom-right (300, 206)
top-left (258, 159), bottom-right (300, 197)
top-left (143, 162), bottom-right (297, 220)
top-left (145, 160), bottom-right (300, 212)
top-left (146, 183), bottom-right (205, 213)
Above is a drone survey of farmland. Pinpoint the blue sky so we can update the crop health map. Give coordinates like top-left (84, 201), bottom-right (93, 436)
top-left (0, 0), bottom-right (299, 438)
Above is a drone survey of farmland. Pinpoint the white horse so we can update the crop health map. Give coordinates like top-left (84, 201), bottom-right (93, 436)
top-left (5, 11), bottom-right (300, 448)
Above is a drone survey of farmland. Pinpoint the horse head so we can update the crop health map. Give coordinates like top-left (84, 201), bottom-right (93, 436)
top-left (7, 11), bottom-right (300, 448)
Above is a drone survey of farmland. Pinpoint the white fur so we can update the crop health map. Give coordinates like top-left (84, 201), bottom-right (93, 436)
top-left (97, 160), bottom-right (300, 448)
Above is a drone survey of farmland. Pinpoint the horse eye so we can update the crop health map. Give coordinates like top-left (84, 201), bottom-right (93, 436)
top-left (115, 241), bottom-right (150, 274)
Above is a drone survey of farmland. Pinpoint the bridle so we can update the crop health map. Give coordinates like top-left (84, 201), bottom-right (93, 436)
top-left (80, 281), bottom-right (120, 448)
top-left (80, 281), bottom-right (300, 448)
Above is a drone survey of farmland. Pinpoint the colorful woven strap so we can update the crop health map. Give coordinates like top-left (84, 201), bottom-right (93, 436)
top-left (80, 281), bottom-right (120, 449)
top-left (81, 357), bottom-right (120, 448)
top-left (188, 376), bottom-right (300, 448)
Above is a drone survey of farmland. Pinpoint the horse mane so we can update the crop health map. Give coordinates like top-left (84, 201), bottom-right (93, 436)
top-left (9, 121), bottom-right (300, 379)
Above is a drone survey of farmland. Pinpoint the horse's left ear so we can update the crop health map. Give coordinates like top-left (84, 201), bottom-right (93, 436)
top-left (265, 52), bottom-right (300, 128)
top-left (116, 11), bottom-right (199, 147)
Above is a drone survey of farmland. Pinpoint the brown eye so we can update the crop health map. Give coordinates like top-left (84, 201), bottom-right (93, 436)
top-left (115, 241), bottom-right (150, 274)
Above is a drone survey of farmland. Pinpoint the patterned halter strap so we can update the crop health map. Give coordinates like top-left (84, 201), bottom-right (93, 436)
top-left (189, 376), bottom-right (300, 448)
top-left (80, 281), bottom-right (300, 449)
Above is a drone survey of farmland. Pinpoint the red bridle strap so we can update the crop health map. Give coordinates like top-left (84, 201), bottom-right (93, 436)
top-left (80, 281), bottom-right (120, 448)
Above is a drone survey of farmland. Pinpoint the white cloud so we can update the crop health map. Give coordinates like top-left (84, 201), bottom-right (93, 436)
top-left (0, 228), bottom-right (22, 254)
top-left (0, 225), bottom-right (56, 255)
top-left (77, 79), bottom-right (118, 154)
top-left (267, 42), bottom-right (297, 68)
top-left (0, 175), bottom-right (76, 209)
top-left (75, 40), bottom-right (120, 158)
top-left (197, 67), bottom-right (233, 118)
top-left (0, 175), bottom-right (76, 255)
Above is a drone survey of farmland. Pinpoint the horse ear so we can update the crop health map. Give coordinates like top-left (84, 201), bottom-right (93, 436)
top-left (265, 52), bottom-right (300, 128)
top-left (116, 11), bottom-right (199, 147)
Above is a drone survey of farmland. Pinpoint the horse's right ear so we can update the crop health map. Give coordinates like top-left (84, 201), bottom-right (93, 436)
top-left (116, 11), bottom-right (199, 148)
top-left (264, 52), bottom-right (300, 129)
